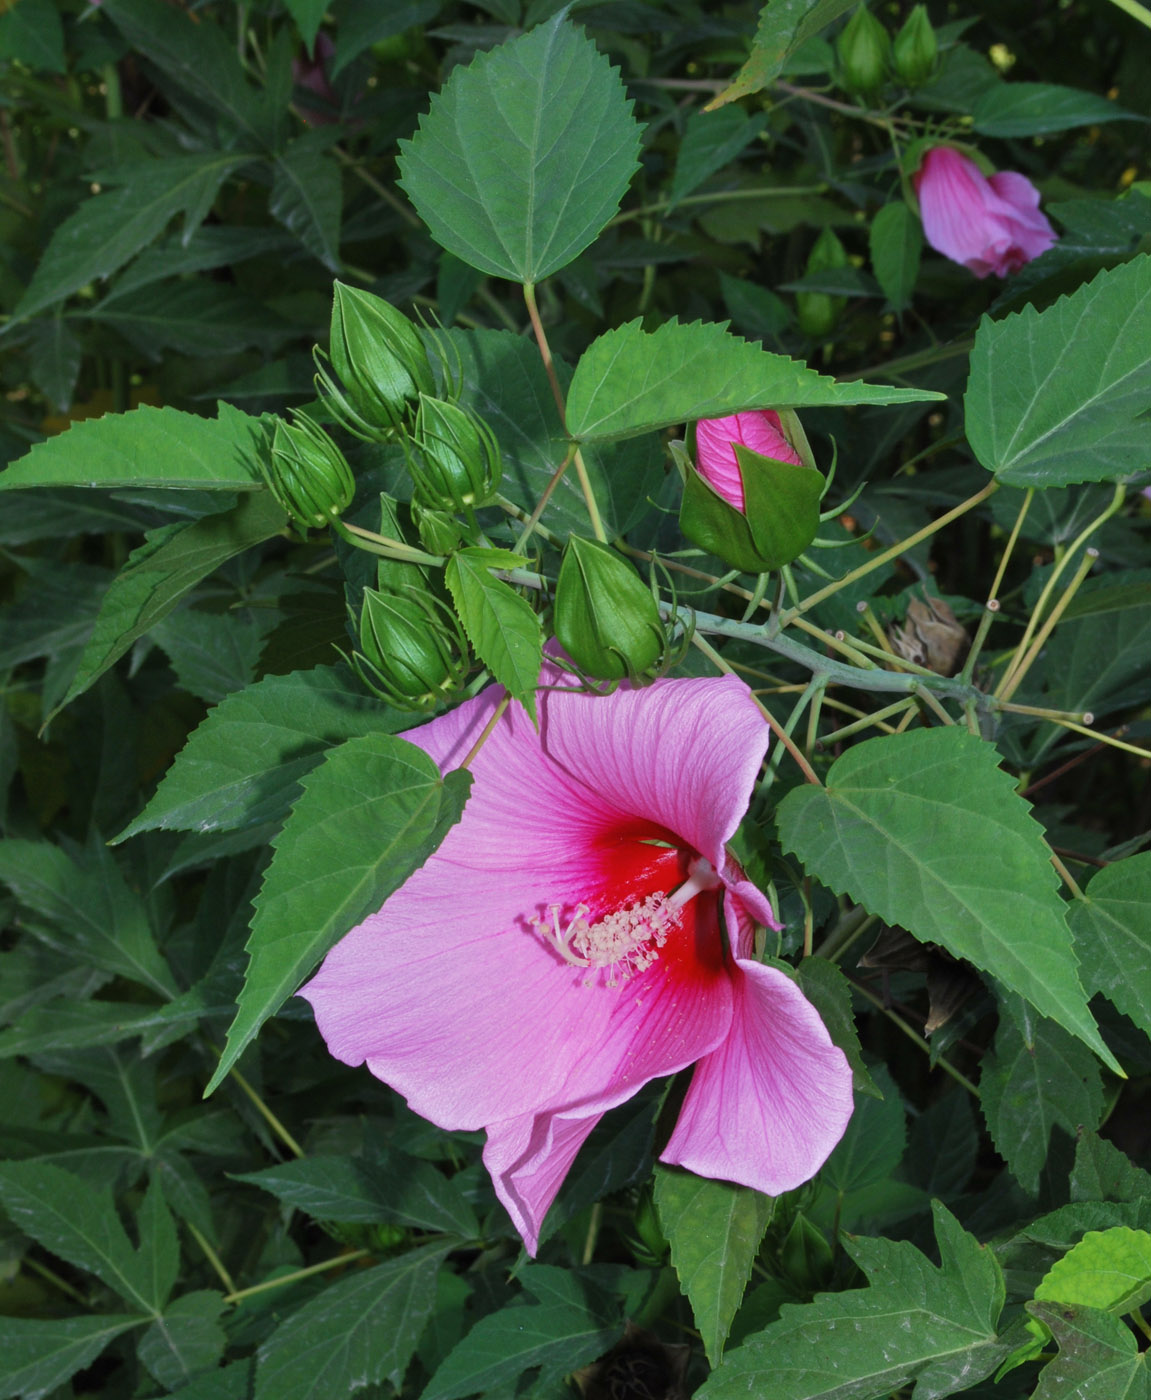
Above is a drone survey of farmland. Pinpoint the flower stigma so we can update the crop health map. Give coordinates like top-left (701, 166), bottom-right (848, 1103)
top-left (531, 856), bottom-right (722, 985)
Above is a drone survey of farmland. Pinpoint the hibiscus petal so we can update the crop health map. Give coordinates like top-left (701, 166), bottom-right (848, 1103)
top-left (482, 1106), bottom-right (604, 1255)
top-left (542, 674), bottom-right (770, 871)
top-left (660, 959), bottom-right (853, 1194)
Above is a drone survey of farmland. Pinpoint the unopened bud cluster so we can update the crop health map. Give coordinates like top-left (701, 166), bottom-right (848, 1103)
top-left (836, 4), bottom-right (937, 99)
top-left (351, 586), bottom-right (469, 710)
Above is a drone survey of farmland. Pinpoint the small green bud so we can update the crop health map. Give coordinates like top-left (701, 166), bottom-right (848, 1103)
top-left (351, 587), bottom-right (468, 710)
top-left (554, 537), bottom-right (665, 681)
top-left (836, 5), bottom-right (890, 100)
top-left (264, 414), bottom-right (355, 532)
top-left (412, 501), bottom-right (465, 556)
top-left (796, 227), bottom-right (849, 339)
top-left (315, 283), bottom-right (435, 441)
top-left (893, 5), bottom-right (937, 87)
top-left (408, 394), bottom-right (502, 513)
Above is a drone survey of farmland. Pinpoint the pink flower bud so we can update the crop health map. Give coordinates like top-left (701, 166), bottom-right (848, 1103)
top-left (913, 146), bottom-right (1056, 279)
top-left (694, 410), bottom-right (802, 513)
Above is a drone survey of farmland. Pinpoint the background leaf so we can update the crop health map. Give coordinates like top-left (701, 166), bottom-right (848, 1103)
top-left (965, 256), bottom-right (1151, 488)
top-left (653, 1166), bottom-right (772, 1366)
top-left (776, 727), bottom-right (1116, 1069)
top-left (1068, 853), bottom-right (1151, 1041)
top-left (972, 83), bottom-right (1141, 136)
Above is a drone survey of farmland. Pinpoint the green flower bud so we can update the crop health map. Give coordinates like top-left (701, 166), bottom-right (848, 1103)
top-left (408, 394), bottom-right (502, 513)
top-left (893, 5), bottom-right (937, 87)
top-left (412, 501), bottom-right (465, 556)
top-left (836, 5), bottom-right (890, 100)
top-left (796, 227), bottom-right (849, 339)
top-left (315, 283), bottom-right (435, 441)
top-left (263, 414), bottom-right (355, 532)
top-left (554, 537), bottom-right (665, 681)
top-left (779, 1211), bottom-right (834, 1293)
top-left (351, 586), bottom-right (469, 710)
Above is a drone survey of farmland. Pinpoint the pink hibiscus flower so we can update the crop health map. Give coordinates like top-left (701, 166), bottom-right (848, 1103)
top-left (695, 410), bottom-right (803, 513)
top-left (914, 146), bottom-right (1056, 279)
top-left (301, 663), bottom-right (853, 1253)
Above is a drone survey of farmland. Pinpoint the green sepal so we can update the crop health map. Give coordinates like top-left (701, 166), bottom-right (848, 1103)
top-left (554, 537), bottom-right (665, 681)
top-left (679, 445), bottom-right (825, 574)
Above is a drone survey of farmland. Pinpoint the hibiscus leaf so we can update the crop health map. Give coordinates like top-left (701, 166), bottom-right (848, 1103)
top-left (137, 1291), bottom-right (228, 1393)
top-left (397, 14), bottom-right (642, 282)
top-left (776, 726), bottom-right (1119, 1072)
top-left (653, 1166), bottom-right (773, 1367)
top-left (116, 665), bottom-right (405, 841)
top-left (422, 1301), bottom-right (618, 1400)
top-left (234, 1153), bottom-right (478, 1238)
top-left (255, 1243), bottom-right (452, 1400)
top-left (52, 491), bottom-right (287, 719)
top-left (205, 735), bottom-right (472, 1094)
top-left (695, 1203), bottom-right (1007, 1400)
top-left (0, 1315), bottom-right (145, 1400)
top-left (1025, 1301), bottom-right (1148, 1398)
top-left (965, 256), bottom-right (1151, 488)
top-left (445, 547), bottom-right (542, 723)
top-left (981, 1005), bottom-right (1105, 1194)
top-left (565, 319), bottom-right (944, 443)
top-left (706, 0), bottom-right (857, 110)
top-left (0, 401), bottom-right (267, 492)
top-left (1068, 853), bottom-right (1151, 1041)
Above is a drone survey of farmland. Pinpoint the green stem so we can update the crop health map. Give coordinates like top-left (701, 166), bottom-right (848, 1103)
top-left (335, 519), bottom-right (444, 567)
top-left (513, 445), bottom-right (577, 553)
top-left (814, 908), bottom-right (879, 963)
top-left (819, 699), bottom-right (916, 747)
top-left (994, 482), bottom-right (1124, 699)
top-left (608, 183), bottom-right (830, 227)
top-left (783, 481), bottom-right (998, 623)
top-left (187, 1219), bottom-right (236, 1295)
top-left (23, 1254), bottom-right (88, 1306)
top-left (1107, 0), bottom-right (1151, 30)
top-left (224, 1250), bottom-right (371, 1306)
top-left (836, 338), bottom-right (974, 383)
top-left (996, 547), bottom-right (1099, 703)
top-left (957, 601), bottom-right (1000, 686)
top-left (228, 1067), bottom-right (305, 1159)
top-left (910, 680), bottom-right (956, 726)
top-left (459, 695), bottom-right (511, 770)
top-left (850, 977), bottom-right (981, 1099)
top-left (1050, 850), bottom-right (1086, 901)
top-left (986, 486), bottom-right (1032, 605)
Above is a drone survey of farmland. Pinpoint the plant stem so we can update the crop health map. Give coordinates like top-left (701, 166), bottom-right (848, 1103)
top-left (818, 699), bottom-right (917, 746)
top-left (997, 547), bottom-right (1099, 703)
top-left (228, 1067), bottom-right (305, 1159)
top-left (1107, 0), bottom-right (1151, 30)
top-left (459, 695), bottom-right (511, 770)
top-left (910, 681), bottom-right (956, 726)
top-left (958, 600), bottom-right (1000, 686)
top-left (782, 481), bottom-right (999, 623)
top-left (336, 519), bottom-right (444, 567)
top-left (987, 486), bottom-right (1033, 605)
top-left (1050, 850), bottom-right (1086, 901)
top-left (224, 1250), bottom-right (371, 1305)
top-left (849, 978), bottom-right (981, 1099)
top-left (522, 283), bottom-right (607, 542)
top-left (23, 1254), bottom-right (88, 1306)
top-left (608, 183), bottom-right (829, 226)
top-left (187, 1219), bottom-right (236, 1295)
top-left (995, 481), bottom-right (1124, 698)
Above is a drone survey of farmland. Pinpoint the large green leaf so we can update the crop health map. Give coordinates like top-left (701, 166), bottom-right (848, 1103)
top-left (697, 1204), bottom-right (1007, 1400)
top-left (1068, 853), bottom-right (1151, 1041)
top-left (973, 83), bottom-right (1140, 136)
top-left (234, 1153), bottom-right (478, 1238)
top-left (0, 0), bottom-right (65, 72)
top-left (0, 1315), bottom-right (144, 1400)
top-left (869, 201), bottom-right (923, 313)
top-left (0, 1162), bottom-right (167, 1315)
top-left (205, 734), bottom-right (472, 1092)
top-left (965, 255), bottom-right (1151, 487)
top-left (981, 1006), bottom-right (1105, 1194)
top-left (775, 727), bottom-right (1117, 1070)
top-left (444, 548), bottom-right (542, 722)
top-left (56, 492), bottom-right (286, 716)
top-left (1028, 1301), bottom-right (1151, 1398)
top-left (88, 281), bottom-right (292, 359)
top-left (255, 1244), bottom-right (451, 1400)
top-left (566, 319), bottom-right (943, 442)
top-left (423, 1301), bottom-right (617, 1400)
top-left (1037, 1227), bottom-right (1151, 1314)
top-left (398, 14), bottom-right (642, 281)
top-left (707, 0), bottom-right (857, 108)
top-left (0, 839), bottom-right (175, 997)
top-left (653, 1166), bottom-right (773, 1367)
top-left (10, 155), bottom-right (247, 324)
top-left (0, 402), bottom-right (266, 492)
top-left (117, 665), bottom-right (402, 840)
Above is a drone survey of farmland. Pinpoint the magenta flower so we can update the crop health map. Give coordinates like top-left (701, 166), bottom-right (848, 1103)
top-left (695, 410), bottom-right (803, 513)
top-left (914, 146), bottom-right (1056, 279)
top-left (301, 663), bottom-right (853, 1253)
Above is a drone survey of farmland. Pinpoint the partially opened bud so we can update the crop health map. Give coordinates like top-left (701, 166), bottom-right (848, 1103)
top-left (352, 587), bottom-right (468, 709)
top-left (316, 283), bottom-right (435, 440)
top-left (554, 537), bottom-right (665, 681)
top-left (408, 394), bottom-right (502, 512)
top-left (264, 414), bottom-right (355, 532)
top-left (837, 5), bottom-right (889, 100)
top-left (893, 5), bottom-right (937, 87)
top-left (695, 411), bottom-right (802, 513)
